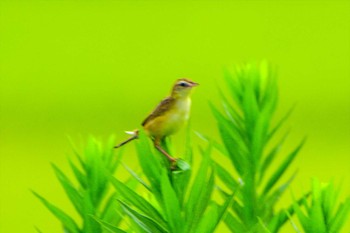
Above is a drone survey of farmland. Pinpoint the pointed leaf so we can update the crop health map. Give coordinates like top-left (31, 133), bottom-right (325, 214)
top-left (184, 146), bottom-right (214, 232)
top-left (32, 191), bottom-right (80, 233)
top-left (329, 198), bottom-right (350, 232)
top-left (135, 130), bottom-right (163, 199)
top-left (195, 193), bottom-right (235, 233)
top-left (100, 194), bottom-right (121, 224)
top-left (68, 159), bottom-right (87, 189)
top-left (110, 177), bottom-right (166, 228)
top-left (259, 131), bottom-right (289, 182)
top-left (269, 191), bottom-right (310, 232)
top-left (51, 164), bottom-right (83, 217)
top-left (263, 139), bottom-right (305, 195)
top-left (213, 161), bottom-right (239, 192)
top-left (123, 164), bottom-right (151, 191)
top-left (119, 201), bottom-right (168, 233)
top-left (257, 218), bottom-right (272, 233)
top-left (34, 227), bottom-right (43, 233)
top-left (160, 170), bottom-right (183, 233)
top-left (224, 212), bottom-right (246, 233)
top-left (93, 217), bottom-right (127, 233)
top-left (263, 171), bottom-right (297, 209)
top-left (267, 105), bottom-right (295, 142)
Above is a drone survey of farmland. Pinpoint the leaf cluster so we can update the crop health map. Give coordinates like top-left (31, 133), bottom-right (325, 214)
top-left (293, 179), bottom-right (350, 233)
top-left (209, 61), bottom-right (306, 232)
top-left (33, 137), bottom-right (124, 233)
top-left (33, 62), bottom-right (350, 233)
top-left (109, 129), bottom-right (232, 233)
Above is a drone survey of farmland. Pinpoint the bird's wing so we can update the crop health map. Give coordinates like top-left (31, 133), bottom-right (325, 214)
top-left (142, 97), bottom-right (175, 126)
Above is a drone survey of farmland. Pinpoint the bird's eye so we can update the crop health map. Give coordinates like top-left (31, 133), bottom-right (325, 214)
top-left (179, 82), bottom-right (187, 87)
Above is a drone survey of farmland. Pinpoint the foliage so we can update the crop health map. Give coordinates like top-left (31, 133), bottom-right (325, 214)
top-left (33, 62), bottom-right (350, 233)
top-left (292, 179), bottom-right (350, 233)
top-left (209, 61), bottom-right (305, 232)
top-left (110, 129), bottom-right (233, 233)
top-left (33, 136), bottom-right (124, 233)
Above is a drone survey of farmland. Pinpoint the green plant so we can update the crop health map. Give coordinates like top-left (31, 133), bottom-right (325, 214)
top-left (292, 179), bottom-right (350, 233)
top-left (110, 129), bottom-right (233, 233)
top-left (209, 61), bottom-right (305, 232)
top-left (33, 136), bottom-right (124, 233)
top-left (33, 62), bottom-right (350, 233)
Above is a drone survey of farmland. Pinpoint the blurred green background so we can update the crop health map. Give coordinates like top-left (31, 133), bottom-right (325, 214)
top-left (0, 0), bottom-right (349, 232)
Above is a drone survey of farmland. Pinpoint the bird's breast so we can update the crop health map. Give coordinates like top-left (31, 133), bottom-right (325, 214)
top-left (144, 98), bottom-right (191, 138)
top-left (177, 97), bottom-right (191, 112)
top-left (160, 98), bottom-right (191, 135)
top-left (171, 98), bottom-right (191, 121)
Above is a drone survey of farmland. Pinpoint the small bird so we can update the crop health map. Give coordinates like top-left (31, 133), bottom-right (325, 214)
top-left (115, 78), bottom-right (199, 163)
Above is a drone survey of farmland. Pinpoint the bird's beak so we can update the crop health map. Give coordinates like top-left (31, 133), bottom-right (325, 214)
top-left (190, 82), bottom-right (199, 87)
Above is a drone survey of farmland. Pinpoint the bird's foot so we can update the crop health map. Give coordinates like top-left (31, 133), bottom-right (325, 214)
top-left (170, 159), bottom-right (178, 171)
top-left (170, 158), bottom-right (191, 172)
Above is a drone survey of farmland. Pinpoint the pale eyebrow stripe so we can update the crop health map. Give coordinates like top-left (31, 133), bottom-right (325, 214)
top-left (178, 81), bottom-right (189, 85)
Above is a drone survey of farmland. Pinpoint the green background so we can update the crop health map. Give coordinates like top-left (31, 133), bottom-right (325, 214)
top-left (1, 0), bottom-right (349, 232)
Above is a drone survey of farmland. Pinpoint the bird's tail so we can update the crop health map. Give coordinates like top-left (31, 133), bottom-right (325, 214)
top-left (114, 129), bottom-right (139, 148)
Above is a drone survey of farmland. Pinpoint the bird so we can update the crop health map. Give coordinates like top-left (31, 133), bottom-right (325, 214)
top-left (115, 78), bottom-right (199, 163)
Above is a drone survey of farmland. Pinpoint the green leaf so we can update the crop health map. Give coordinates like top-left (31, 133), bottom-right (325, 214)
top-left (231, 198), bottom-right (245, 223)
top-left (222, 67), bottom-right (244, 108)
top-left (119, 201), bottom-right (168, 233)
top-left (191, 169), bottom-right (215, 232)
top-left (195, 193), bottom-right (235, 233)
top-left (267, 105), bottom-right (295, 142)
top-left (93, 217), bottom-right (127, 233)
top-left (82, 192), bottom-right (100, 233)
top-left (123, 164), bottom-right (151, 191)
top-left (135, 130), bottom-right (163, 199)
top-left (263, 171), bottom-right (297, 211)
top-left (217, 88), bottom-right (244, 130)
top-left (210, 104), bottom-right (247, 175)
top-left (309, 179), bottom-right (327, 233)
top-left (160, 170), bottom-right (183, 233)
top-left (213, 161), bottom-right (239, 192)
top-left (251, 108), bottom-right (270, 164)
top-left (322, 182), bottom-right (336, 223)
top-left (171, 161), bottom-right (191, 207)
top-left (84, 138), bottom-right (106, 206)
top-left (329, 198), bottom-right (350, 232)
top-left (184, 146), bottom-right (214, 233)
top-left (110, 177), bottom-right (166, 228)
top-left (241, 79), bottom-right (259, 139)
top-left (194, 203), bottom-right (219, 233)
top-left (257, 218), bottom-right (272, 233)
top-left (34, 226), bottom-right (43, 233)
top-left (184, 122), bottom-right (194, 164)
top-left (210, 103), bottom-right (247, 152)
top-left (194, 131), bottom-right (228, 156)
top-left (293, 196), bottom-right (309, 231)
top-left (67, 136), bottom-right (87, 172)
top-left (175, 159), bottom-right (191, 171)
top-left (32, 191), bottom-right (80, 233)
top-left (108, 144), bottom-right (124, 173)
top-left (259, 131), bottom-right (289, 183)
top-left (100, 194), bottom-right (121, 224)
top-left (51, 164), bottom-right (83, 217)
top-left (262, 139), bottom-right (305, 195)
top-left (268, 192), bottom-right (309, 233)
top-left (68, 158), bottom-right (87, 189)
top-left (224, 212), bottom-right (246, 233)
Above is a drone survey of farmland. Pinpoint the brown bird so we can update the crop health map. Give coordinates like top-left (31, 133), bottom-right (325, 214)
top-left (115, 78), bottom-right (198, 162)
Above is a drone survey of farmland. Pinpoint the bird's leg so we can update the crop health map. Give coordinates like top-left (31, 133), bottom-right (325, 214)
top-left (114, 130), bottom-right (139, 148)
top-left (154, 139), bottom-right (176, 162)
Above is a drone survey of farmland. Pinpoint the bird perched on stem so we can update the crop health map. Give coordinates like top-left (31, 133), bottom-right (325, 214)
top-left (115, 78), bottom-right (198, 164)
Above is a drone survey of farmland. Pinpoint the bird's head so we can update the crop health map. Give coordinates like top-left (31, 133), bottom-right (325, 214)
top-left (171, 78), bottom-right (199, 98)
